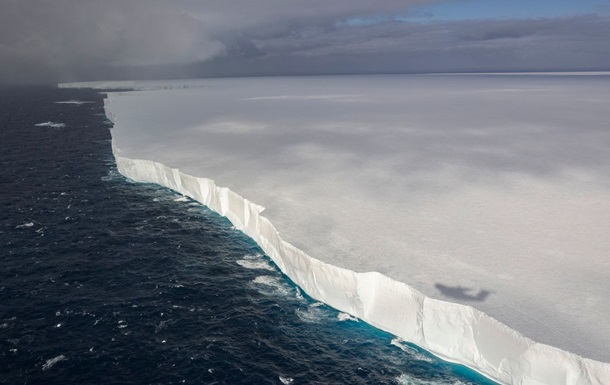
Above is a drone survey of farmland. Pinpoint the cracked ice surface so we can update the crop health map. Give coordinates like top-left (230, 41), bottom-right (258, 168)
top-left (69, 74), bottom-right (609, 380)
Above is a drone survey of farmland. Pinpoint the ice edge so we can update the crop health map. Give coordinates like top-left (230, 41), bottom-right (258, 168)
top-left (106, 108), bottom-right (609, 385)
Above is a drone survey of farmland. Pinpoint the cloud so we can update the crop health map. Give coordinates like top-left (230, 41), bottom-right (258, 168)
top-left (252, 15), bottom-right (610, 57)
top-left (1, 0), bottom-right (609, 84)
top-left (0, 0), bottom-right (224, 83)
top-left (220, 14), bottom-right (610, 75)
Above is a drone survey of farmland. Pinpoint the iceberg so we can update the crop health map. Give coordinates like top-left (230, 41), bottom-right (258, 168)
top-left (64, 74), bottom-right (610, 384)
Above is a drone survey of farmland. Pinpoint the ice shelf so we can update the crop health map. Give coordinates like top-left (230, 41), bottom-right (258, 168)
top-left (64, 74), bottom-right (610, 384)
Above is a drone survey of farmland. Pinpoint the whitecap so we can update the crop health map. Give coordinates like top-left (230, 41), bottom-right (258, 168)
top-left (252, 275), bottom-right (282, 288)
top-left (337, 312), bottom-right (359, 322)
top-left (295, 287), bottom-right (304, 301)
top-left (251, 276), bottom-right (292, 296)
top-left (236, 254), bottom-right (275, 271)
top-left (15, 222), bottom-right (34, 229)
top-left (55, 100), bottom-right (93, 105)
top-left (391, 338), bottom-right (433, 363)
top-left (173, 196), bottom-right (188, 202)
top-left (395, 374), bottom-right (415, 385)
top-left (395, 374), bottom-right (466, 385)
top-left (295, 303), bottom-right (330, 324)
top-left (243, 253), bottom-right (262, 260)
top-left (42, 355), bottom-right (67, 371)
top-left (236, 259), bottom-right (275, 271)
top-left (35, 121), bottom-right (65, 128)
top-left (279, 376), bottom-right (294, 384)
top-left (155, 319), bottom-right (173, 333)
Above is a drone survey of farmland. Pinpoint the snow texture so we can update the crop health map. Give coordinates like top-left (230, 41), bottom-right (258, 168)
top-left (64, 74), bottom-right (610, 384)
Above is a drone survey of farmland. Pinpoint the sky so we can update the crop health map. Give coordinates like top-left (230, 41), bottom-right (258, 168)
top-left (1, 0), bottom-right (609, 84)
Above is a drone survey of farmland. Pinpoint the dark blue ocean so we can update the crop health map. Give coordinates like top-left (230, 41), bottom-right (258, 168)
top-left (0, 87), bottom-right (497, 385)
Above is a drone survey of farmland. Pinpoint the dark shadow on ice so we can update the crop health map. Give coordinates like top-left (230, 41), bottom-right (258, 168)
top-left (435, 283), bottom-right (491, 302)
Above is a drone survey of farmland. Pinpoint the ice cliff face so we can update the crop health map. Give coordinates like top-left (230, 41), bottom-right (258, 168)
top-left (87, 74), bottom-right (610, 384)
top-left (111, 145), bottom-right (609, 385)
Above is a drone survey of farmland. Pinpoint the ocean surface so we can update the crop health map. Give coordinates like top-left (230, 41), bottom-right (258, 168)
top-left (0, 86), bottom-right (496, 385)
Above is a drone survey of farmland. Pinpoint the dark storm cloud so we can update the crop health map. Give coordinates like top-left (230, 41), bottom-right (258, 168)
top-left (0, 0), bottom-right (224, 84)
top-left (223, 14), bottom-right (610, 75)
top-left (1, 0), bottom-right (609, 84)
top-left (252, 15), bottom-right (609, 59)
top-left (0, 0), bottom-right (439, 83)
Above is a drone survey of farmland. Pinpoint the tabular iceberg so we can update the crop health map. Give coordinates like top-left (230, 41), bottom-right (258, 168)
top-left (64, 74), bottom-right (610, 384)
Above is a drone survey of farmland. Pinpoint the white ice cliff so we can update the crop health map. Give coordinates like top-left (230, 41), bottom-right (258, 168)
top-left (63, 74), bottom-right (610, 384)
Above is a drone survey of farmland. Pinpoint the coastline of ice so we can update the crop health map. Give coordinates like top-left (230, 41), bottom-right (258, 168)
top-left (59, 79), bottom-right (209, 91)
top-left (110, 143), bottom-right (609, 384)
top-left (63, 74), bottom-right (610, 384)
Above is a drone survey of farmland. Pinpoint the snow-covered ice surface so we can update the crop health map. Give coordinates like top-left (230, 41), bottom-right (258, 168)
top-left (63, 74), bottom-right (610, 384)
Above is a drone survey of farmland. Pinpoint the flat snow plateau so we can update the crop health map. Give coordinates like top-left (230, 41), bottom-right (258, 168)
top-left (63, 74), bottom-right (609, 379)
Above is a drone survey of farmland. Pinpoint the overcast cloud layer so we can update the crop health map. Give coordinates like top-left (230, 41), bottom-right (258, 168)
top-left (1, 0), bottom-right (609, 84)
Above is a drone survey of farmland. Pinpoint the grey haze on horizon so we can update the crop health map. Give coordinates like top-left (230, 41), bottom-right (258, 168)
top-left (1, 0), bottom-right (610, 84)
